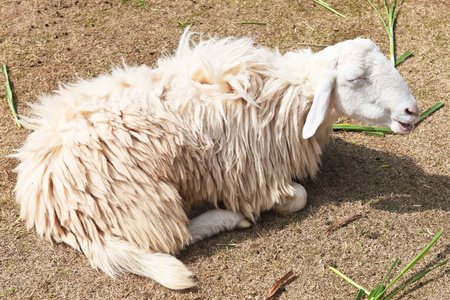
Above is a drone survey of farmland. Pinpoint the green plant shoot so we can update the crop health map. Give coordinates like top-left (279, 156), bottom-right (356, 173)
top-left (2, 64), bottom-right (22, 129)
top-left (330, 230), bottom-right (448, 300)
top-left (366, 0), bottom-right (411, 67)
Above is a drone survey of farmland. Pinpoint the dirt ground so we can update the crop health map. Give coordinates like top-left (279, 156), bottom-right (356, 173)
top-left (0, 0), bottom-right (449, 299)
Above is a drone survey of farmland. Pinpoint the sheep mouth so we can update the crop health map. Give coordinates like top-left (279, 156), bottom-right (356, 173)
top-left (394, 119), bottom-right (414, 133)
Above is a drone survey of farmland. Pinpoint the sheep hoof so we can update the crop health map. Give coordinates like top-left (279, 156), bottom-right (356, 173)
top-left (238, 218), bottom-right (252, 229)
top-left (274, 183), bottom-right (308, 213)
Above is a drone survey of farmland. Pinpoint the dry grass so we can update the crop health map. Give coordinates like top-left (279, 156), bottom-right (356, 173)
top-left (1, 0), bottom-right (449, 299)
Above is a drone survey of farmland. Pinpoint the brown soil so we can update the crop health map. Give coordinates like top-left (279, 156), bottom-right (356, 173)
top-left (1, 0), bottom-right (448, 299)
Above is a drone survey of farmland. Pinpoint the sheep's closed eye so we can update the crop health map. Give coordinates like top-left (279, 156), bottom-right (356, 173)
top-left (346, 76), bottom-right (367, 87)
top-left (341, 68), bottom-right (367, 86)
top-left (348, 77), bottom-right (366, 83)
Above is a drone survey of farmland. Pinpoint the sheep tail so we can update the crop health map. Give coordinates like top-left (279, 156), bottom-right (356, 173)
top-left (81, 236), bottom-right (197, 290)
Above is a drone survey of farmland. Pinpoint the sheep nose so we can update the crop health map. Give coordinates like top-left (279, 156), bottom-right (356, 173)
top-left (405, 107), bottom-right (419, 120)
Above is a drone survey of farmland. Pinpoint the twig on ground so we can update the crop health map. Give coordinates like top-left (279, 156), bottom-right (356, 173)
top-left (238, 21), bottom-right (267, 25)
top-left (265, 270), bottom-right (296, 299)
top-left (324, 214), bottom-right (363, 237)
top-left (298, 42), bottom-right (331, 47)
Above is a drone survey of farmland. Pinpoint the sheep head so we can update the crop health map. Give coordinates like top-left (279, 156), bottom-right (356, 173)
top-left (303, 38), bottom-right (419, 139)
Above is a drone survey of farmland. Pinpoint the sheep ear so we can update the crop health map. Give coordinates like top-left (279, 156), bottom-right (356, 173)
top-left (302, 71), bottom-right (336, 139)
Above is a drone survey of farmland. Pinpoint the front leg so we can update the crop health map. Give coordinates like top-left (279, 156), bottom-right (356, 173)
top-left (273, 182), bottom-right (307, 213)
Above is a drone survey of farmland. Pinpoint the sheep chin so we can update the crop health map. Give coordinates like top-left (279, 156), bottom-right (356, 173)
top-left (391, 119), bottom-right (415, 134)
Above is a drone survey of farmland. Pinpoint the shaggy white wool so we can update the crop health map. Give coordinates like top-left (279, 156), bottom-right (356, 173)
top-left (13, 29), bottom-right (418, 289)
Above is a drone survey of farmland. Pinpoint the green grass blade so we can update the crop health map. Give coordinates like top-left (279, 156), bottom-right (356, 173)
top-left (388, 2), bottom-right (396, 25)
top-left (355, 289), bottom-right (365, 300)
top-left (369, 285), bottom-right (384, 299)
top-left (2, 64), bottom-right (23, 129)
top-left (384, 259), bottom-right (449, 300)
top-left (389, 31), bottom-right (395, 65)
top-left (329, 267), bottom-right (370, 295)
top-left (395, 50), bottom-right (412, 66)
top-left (376, 230), bottom-right (444, 298)
top-left (364, 131), bottom-right (385, 137)
top-left (388, 7), bottom-right (394, 24)
top-left (369, 258), bottom-right (398, 299)
top-left (383, 0), bottom-right (389, 16)
top-left (393, 0), bottom-right (401, 21)
top-left (415, 102), bottom-right (444, 125)
top-left (333, 124), bottom-right (393, 133)
top-left (366, 0), bottom-right (390, 36)
top-left (312, 0), bottom-right (347, 18)
top-left (380, 258), bottom-right (398, 287)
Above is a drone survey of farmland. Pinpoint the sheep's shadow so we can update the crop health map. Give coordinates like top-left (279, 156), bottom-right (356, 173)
top-left (180, 136), bottom-right (450, 260)
top-left (305, 137), bottom-right (450, 213)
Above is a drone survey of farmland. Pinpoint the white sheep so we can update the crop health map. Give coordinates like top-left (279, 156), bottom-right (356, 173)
top-left (13, 29), bottom-right (419, 290)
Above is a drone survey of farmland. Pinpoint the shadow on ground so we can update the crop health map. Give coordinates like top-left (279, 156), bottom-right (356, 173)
top-left (181, 137), bottom-right (450, 263)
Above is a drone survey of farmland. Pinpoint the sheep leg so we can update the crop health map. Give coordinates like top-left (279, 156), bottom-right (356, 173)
top-left (188, 209), bottom-right (251, 244)
top-left (273, 182), bottom-right (307, 213)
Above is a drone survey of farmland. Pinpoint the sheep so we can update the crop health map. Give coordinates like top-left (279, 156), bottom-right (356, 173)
top-left (13, 29), bottom-right (420, 290)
